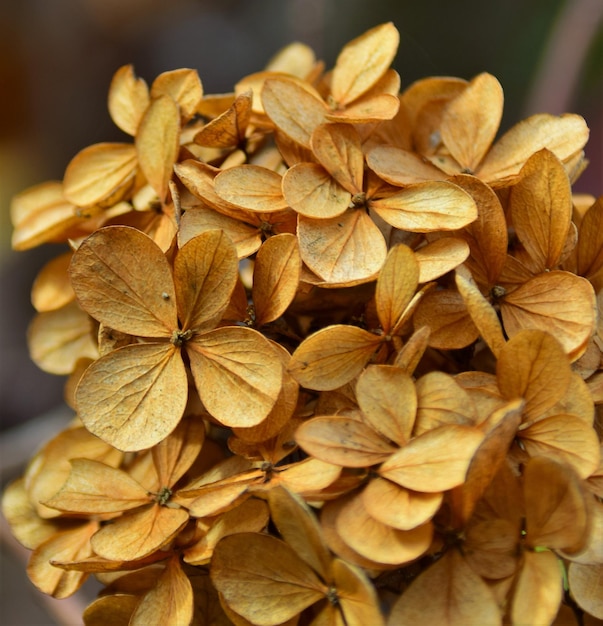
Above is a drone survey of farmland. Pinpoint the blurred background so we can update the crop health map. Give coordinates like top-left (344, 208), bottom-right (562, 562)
top-left (0, 0), bottom-right (601, 623)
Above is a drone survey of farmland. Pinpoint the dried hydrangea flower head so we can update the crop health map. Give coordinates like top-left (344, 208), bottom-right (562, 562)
top-left (4, 22), bottom-right (603, 626)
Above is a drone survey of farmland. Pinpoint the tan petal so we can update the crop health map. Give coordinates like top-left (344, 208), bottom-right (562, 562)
top-left (453, 399), bottom-right (523, 524)
top-left (328, 92), bottom-right (400, 123)
top-left (184, 498), bottom-right (269, 566)
top-left (510, 149), bottom-right (572, 270)
top-left (31, 251), bottom-right (74, 312)
top-left (440, 73), bottom-right (503, 172)
top-left (211, 533), bottom-right (326, 625)
top-left (333, 558), bottom-right (385, 626)
top-left (415, 237), bottom-right (470, 283)
top-left (83, 595), bottom-right (139, 625)
top-left (336, 493), bottom-right (432, 565)
top-left (511, 551), bottom-right (563, 626)
top-left (10, 181), bottom-right (85, 251)
top-left (194, 90), bottom-right (252, 148)
top-left (268, 486), bottom-right (332, 582)
top-left (515, 272), bottom-right (603, 358)
top-left (524, 456), bottom-right (588, 553)
top-left (63, 143), bottom-right (137, 208)
top-left (414, 371), bottom-right (476, 436)
top-left (455, 265), bottom-right (505, 357)
top-left (288, 325), bottom-right (382, 391)
top-left (252, 233), bottom-right (301, 326)
top-left (371, 181), bottom-right (477, 232)
top-left (76, 342), bottom-right (187, 451)
top-left (366, 145), bottom-right (445, 185)
top-left (388, 549), bottom-right (501, 626)
top-left (28, 301), bottom-right (98, 374)
top-left (261, 77), bottom-right (327, 146)
top-left (477, 113), bottom-right (589, 184)
top-left (496, 329), bottom-right (572, 423)
top-left (356, 365), bottom-right (417, 446)
top-left (282, 162), bottom-right (351, 219)
top-left (70, 226), bottom-right (177, 337)
top-left (375, 244), bottom-right (420, 334)
top-left (399, 76), bottom-right (467, 128)
top-left (152, 417), bottom-right (206, 488)
top-left (576, 196), bottom-right (603, 279)
top-left (269, 457), bottom-right (341, 496)
top-left (135, 95), bottom-right (180, 201)
top-left (130, 557), bottom-right (193, 626)
top-left (214, 165), bottom-right (288, 213)
top-left (519, 414), bottom-right (600, 479)
top-left (330, 22), bottom-right (399, 106)
top-left (310, 123), bottom-right (363, 194)
top-left (1, 479), bottom-right (66, 549)
top-left (568, 562), bottom-right (603, 620)
top-left (179, 205), bottom-right (261, 258)
top-left (362, 477), bottom-right (442, 530)
top-left (45, 459), bottom-right (149, 514)
top-left (463, 517), bottom-right (519, 579)
top-left (91, 504), bottom-right (189, 561)
top-left (379, 425), bottom-right (485, 492)
top-left (295, 415), bottom-right (396, 467)
top-left (187, 326), bottom-right (282, 427)
top-left (393, 325), bottom-right (431, 376)
top-left (24, 426), bottom-right (123, 520)
top-left (150, 68), bottom-right (203, 121)
top-left (451, 174), bottom-right (507, 286)
top-left (413, 288), bottom-right (480, 350)
top-left (174, 229), bottom-right (238, 332)
top-left (321, 496), bottom-right (395, 571)
top-left (298, 210), bottom-right (387, 284)
top-left (232, 343), bottom-right (299, 442)
top-left (108, 65), bottom-right (150, 136)
top-left (27, 522), bottom-right (97, 598)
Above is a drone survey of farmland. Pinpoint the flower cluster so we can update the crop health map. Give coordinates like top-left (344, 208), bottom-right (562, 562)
top-left (4, 22), bottom-right (603, 625)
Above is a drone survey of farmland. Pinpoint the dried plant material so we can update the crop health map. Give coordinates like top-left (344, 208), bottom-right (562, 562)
top-left (510, 150), bottom-right (572, 271)
top-left (63, 143), bottom-right (138, 208)
top-left (251, 233), bottom-right (301, 326)
top-left (500, 271), bottom-right (597, 360)
top-left (510, 550), bottom-right (563, 626)
top-left (129, 557), bottom-right (193, 626)
top-left (387, 550), bottom-right (501, 626)
top-left (476, 113), bottom-right (589, 184)
top-left (5, 21), bottom-right (603, 626)
top-left (413, 287), bottom-right (480, 351)
top-left (262, 77), bottom-right (329, 146)
top-left (10, 181), bottom-right (87, 250)
top-left (215, 165), bottom-right (287, 213)
top-left (496, 329), bottom-right (572, 422)
top-left (440, 73), bottom-right (504, 173)
top-left (370, 181), bottom-right (477, 232)
top-left (83, 594), bottom-right (140, 626)
top-left (108, 64), bottom-right (150, 136)
top-left (71, 226), bottom-right (281, 449)
top-left (27, 522), bottom-right (98, 598)
top-left (329, 22), bottom-right (399, 109)
top-left (150, 68), bottom-right (203, 122)
top-left (568, 563), bottom-right (603, 620)
top-left (195, 90), bottom-right (252, 148)
top-left (523, 456), bottom-right (588, 553)
top-left (378, 425), bottom-right (484, 493)
top-left (135, 95), bottom-right (180, 201)
top-left (31, 252), bottom-right (75, 312)
top-left (28, 301), bottom-right (98, 374)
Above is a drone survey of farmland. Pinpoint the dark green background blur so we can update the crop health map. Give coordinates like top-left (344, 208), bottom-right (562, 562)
top-left (0, 1), bottom-right (601, 620)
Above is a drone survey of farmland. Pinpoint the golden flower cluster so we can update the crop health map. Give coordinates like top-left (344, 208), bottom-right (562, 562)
top-left (3, 22), bottom-right (603, 625)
